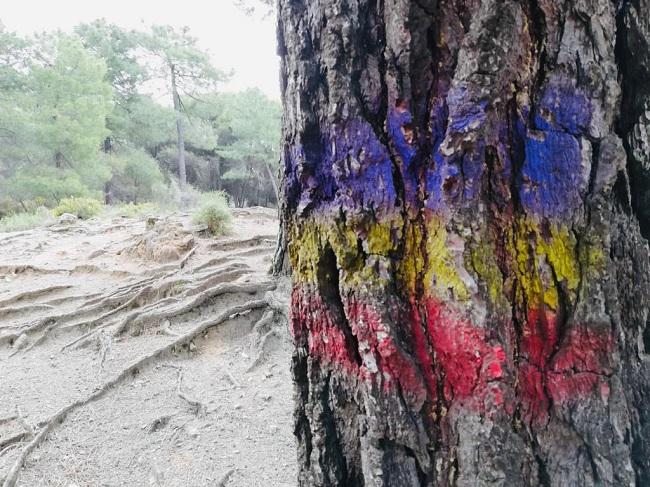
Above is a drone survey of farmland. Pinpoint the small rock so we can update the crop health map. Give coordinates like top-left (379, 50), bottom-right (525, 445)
top-left (234, 404), bottom-right (242, 410)
top-left (58, 213), bottom-right (78, 225)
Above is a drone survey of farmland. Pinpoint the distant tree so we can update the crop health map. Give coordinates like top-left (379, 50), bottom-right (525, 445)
top-left (103, 147), bottom-right (164, 203)
top-left (75, 20), bottom-right (146, 152)
top-left (212, 89), bottom-right (281, 202)
top-left (0, 24), bottom-right (32, 179)
top-left (1, 33), bottom-right (112, 209)
top-left (138, 25), bottom-right (228, 191)
top-left (28, 35), bottom-right (112, 169)
top-left (75, 20), bottom-right (144, 103)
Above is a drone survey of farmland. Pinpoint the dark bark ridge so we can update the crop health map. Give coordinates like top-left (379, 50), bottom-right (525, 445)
top-left (277, 0), bottom-right (650, 485)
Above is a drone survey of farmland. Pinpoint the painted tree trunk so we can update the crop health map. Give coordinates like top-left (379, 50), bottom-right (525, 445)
top-left (277, 0), bottom-right (650, 485)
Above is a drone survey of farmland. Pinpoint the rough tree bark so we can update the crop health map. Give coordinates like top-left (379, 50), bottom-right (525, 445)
top-left (277, 0), bottom-right (650, 485)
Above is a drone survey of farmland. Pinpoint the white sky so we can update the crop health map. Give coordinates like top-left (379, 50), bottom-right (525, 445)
top-left (0, 0), bottom-right (280, 99)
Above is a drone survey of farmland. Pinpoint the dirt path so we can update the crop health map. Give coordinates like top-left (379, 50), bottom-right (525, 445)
top-left (0, 208), bottom-right (296, 486)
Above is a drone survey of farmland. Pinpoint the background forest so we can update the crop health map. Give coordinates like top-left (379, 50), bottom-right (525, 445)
top-left (0, 20), bottom-right (281, 229)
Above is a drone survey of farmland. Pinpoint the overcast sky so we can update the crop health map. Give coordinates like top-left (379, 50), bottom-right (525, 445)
top-left (1, 0), bottom-right (281, 99)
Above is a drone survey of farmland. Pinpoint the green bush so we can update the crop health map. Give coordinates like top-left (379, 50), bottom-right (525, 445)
top-left (104, 202), bottom-right (159, 218)
top-left (53, 197), bottom-right (103, 219)
top-left (192, 192), bottom-right (232, 235)
top-left (0, 207), bottom-right (55, 233)
top-left (5, 167), bottom-right (93, 210)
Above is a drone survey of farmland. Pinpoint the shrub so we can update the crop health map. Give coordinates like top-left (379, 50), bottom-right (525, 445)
top-left (0, 207), bottom-right (55, 233)
top-left (104, 202), bottom-right (159, 218)
top-left (53, 197), bottom-right (103, 219)
top-left (192, 192), bottom-right (232, 235)
top-left (5, 167), bottom-right (92, 210)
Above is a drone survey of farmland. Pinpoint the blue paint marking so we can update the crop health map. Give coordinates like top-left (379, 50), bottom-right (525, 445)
top-left (326, 120), bottom-right (398, 212)
top-left (520, 130), bottom-right (583, 219)
top-left (387, 108), bottom-right (417, 169)
top-left (534, 81), bottom-right (591, 135)
top-left (447, 85), bottom-right (488, 134)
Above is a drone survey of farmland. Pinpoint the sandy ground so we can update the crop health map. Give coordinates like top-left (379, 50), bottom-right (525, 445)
top-left (0, 208), bottom-right (296, 486)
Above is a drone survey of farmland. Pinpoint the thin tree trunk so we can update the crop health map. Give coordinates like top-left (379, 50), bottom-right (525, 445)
top-left (278, 0), bottom-right (650, 485)
top-left (215, 158), bottom-right (222, 191)
top-left (171, 66), bottom-right (187, 190)
top-left (265, 161), bottom-right (280, 205)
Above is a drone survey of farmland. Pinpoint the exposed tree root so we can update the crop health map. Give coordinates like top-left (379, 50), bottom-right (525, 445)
top-left (251, 309), bottom-right (275, 340)
top-left (216, 468), bottom-right (235, 487)
top-left (208, 235), bottom-right (276, 252)
top-left (0, 415), bottom-right (17, 427)
top-left (179, 245), bottom-right (198, 269)
top-left (0, 265), bottom-right (63, 276)
top-left (3, 271), bottom-right (198, 349)
top-left (182, 269), bottom-right (250, 298)
top-left (60, 297), bottom-right (181, 352)
top-left (167, 366), bottom-right (207, 416)
top-left (44, 292), bottom-right (102, 307)
top-left (1, 299), bottom-right (268, 487)
top-left (60, 277), bottom-right (190, 332)
top-left (0, 304), bottom-right (55, 320)
top-left (247, 329), bottom-right (282, 372)
top-left (0, 286), bottom-right (72, 309)
top-left (111, 281), bottom-right (274, 338)
top-left (0, 433), bottom-right (27, 451)
top-left (194, 256), bottom-right (238, 272)
top-left (264, 290), bottom-right (289, 317)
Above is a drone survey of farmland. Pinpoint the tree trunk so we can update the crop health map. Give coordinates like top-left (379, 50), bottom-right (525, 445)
top-left (278, 1), bottom-right (650, 485)
top-left (215, 158), bottom-right (222, 191)
top-left (171, 66), bottom-right (187, 189)
top-left (265, 161), bottom-right (280, 204)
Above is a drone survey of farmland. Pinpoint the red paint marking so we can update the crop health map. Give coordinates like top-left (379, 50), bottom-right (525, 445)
top-left (521, 308), bottom-right (559, 368)
top-left (517, 309), bottom-right (613, 423)
top-left (408, 298), bottom-right (438, 401)
top-left (290, 286), bottom-right (359, 373)
top-left (425, 298), bottom-right (507, 406)
top-left (291, 284), bottom-right (613, 423)
top-left (346, 297), bottom-right (428, 408)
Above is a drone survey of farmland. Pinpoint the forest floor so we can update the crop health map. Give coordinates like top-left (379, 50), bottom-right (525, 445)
top-left (0, 207), bottom-right (296, 487)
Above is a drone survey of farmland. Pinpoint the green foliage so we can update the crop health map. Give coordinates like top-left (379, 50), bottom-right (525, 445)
top-left (3, 167), bottom-right (93, 209)
top-left (28, 35), bottom-right (113, 167)
top-left (117, 95), bottom-right (176, 155)
top-left (213, 89), bottom-right (281, 164)
top-left (192, 192), bottom-right (232, 235)
top-left (104, 202), bottom-right (159, 218)
top-left (0, 207), bottom-right (55, 233)
top-left (139, 25), bottom-right (229, 94)
top-left (105, 148), bottom-right (164, 203)
top-left (0, 21), bottom-right (281, 212)
top-left (53, 197), bottom-right (103, 219)
top-left (75, 20), bottom-right (145, 103)
top-left (221, 169), bottom-right (249, 181)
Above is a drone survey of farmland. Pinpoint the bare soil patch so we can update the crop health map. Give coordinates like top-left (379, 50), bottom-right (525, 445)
top-left (0, 208), bottom-right (296, 486)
